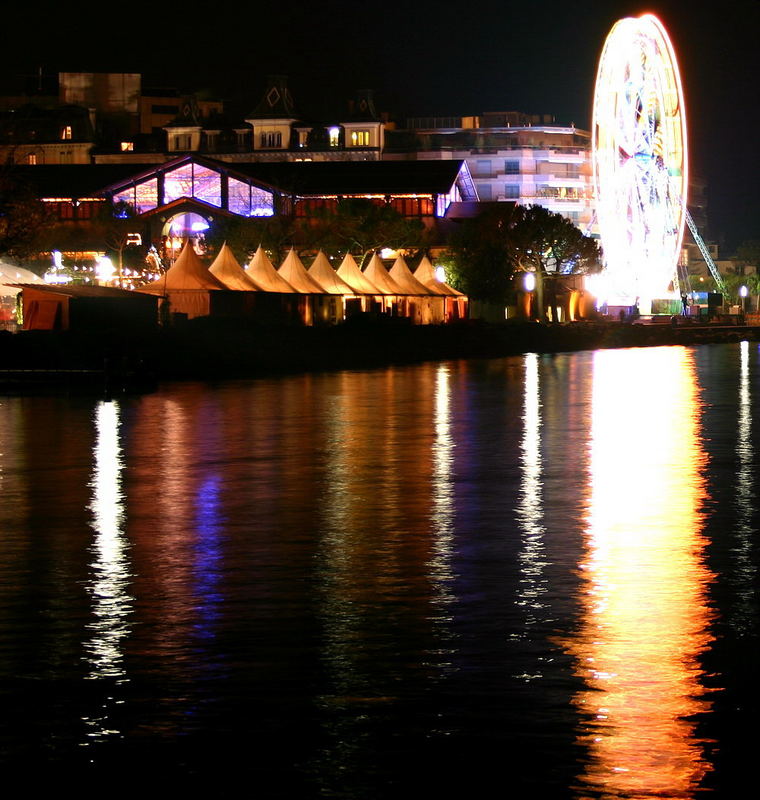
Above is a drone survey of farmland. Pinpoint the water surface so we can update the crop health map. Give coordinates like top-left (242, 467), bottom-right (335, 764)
top-left (1, 343), bottom-right (758, 796)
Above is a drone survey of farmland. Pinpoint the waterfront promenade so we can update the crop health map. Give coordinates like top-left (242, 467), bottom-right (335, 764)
top-left (2, 318), bottom-right (759, 388)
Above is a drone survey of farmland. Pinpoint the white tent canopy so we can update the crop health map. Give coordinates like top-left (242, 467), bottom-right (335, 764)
top-left (247, 246), bottom-right (297, 293)
top-left (413, 255), bottom-right (463, 296)
top-left (278, 249), bottom-right (326, 293)
top-left (336, 253), bottom-right (382, 295)
top-left (308, 251), bottom-right (356, 295)
top-left (362, 253), bottom-right (405, 295)
top-left (0, 260), bottom-right (44, 297)
top-left (209, 243), bottom-right (262, 290)
top-left (140, 239), bottom-right (226, 293)
top-left (389, 255), bottom-right (436, 295)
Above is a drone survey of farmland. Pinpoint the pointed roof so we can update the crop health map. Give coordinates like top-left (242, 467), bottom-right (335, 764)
top-left (209, 243), bottom-right (263, 290)
top-left (139, 239), bottom-right (225, 293)
top-left (347, 89), bottom-right (380, 122)
top-left (164, 96), bottom-right (203, 129)
top-left (246, 246), bottom-right (297, 293)
top-left (248, 75), bottom-right (297, 120)
top-left (278, 249), bottom-right (327, 293)
top-left (362, 252), bottom-right (405, 295)
top-left (336, 253), bottom-right (382, 294)
top-left (308, 251), bottom-right (356, 294)
top-left (413, 255), bottom-right (464, 296)
top-left (389, 254), bottom-right (435, 295)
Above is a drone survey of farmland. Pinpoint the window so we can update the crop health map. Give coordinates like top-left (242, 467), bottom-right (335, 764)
top-left (475, 160), bottom-right (492, 177)
top-left (61, 126), bottom-right (72, 140)
top-left (152, 104), bottom-right (180, 115)
top-left (328, 127), bottom-right (341, 147)
top-left (171, 134), bottom-right (192, 151)
top-left (164, 163), bottom-right (221, 207)
top-left (120, 141), bottom-right (134, 152)
top-left (478, 184), bottom-right (492, 201)
top-left (504, 185), bottom-right (520, 199)
top-left (26, 153), bottom-right (37, 165)
top-left (504, 160), bottom-right (519, 174)
top-left (351, 130), bottom-right (370, 146)
top-left (114, 178), bottom-right (158, 214)
top-left (261, 131), bottom-right (282, 148)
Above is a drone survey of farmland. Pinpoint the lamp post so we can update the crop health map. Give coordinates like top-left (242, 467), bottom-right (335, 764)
top-left (740, 284), bottom-right (748, 318)
top-left (523, 271), bottom-right (536, 320)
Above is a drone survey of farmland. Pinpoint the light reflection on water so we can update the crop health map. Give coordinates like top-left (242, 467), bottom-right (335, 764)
top-left (83, 400), bottom-right (133, 743)
top-left (3, 345), bottom-right (757, 794)
top-left (731, 340), bottom-right (757, 632)
top-left (514, 352), bottom-right (549, 657)
top-left (568, 347), bottom-right (716, 798)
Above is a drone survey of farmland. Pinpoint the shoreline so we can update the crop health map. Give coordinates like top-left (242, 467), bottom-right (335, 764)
top-left (1, 318), bottom-right (759, 392)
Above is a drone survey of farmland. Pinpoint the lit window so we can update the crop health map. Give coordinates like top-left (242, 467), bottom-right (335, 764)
top-left (26, 153), bottom-right (37, 165)
top-left (261, 131), bottom-right (282, 148)
top-left (61, 126), bottom-right (72, 140)
top-left (328, 127), bottom-right (341, 147)
top-left (351, 130), bottom-right (370, 146)
top-left (173, 134), bottom-right (192, 151)
top-left (120, 141), bottom-right (134, 152)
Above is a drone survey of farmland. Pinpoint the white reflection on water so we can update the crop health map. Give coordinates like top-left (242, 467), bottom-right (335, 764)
top-left (570, 347), bottom-right (715, 799)
top-left (514, 353), bottom-right (548, 653)
top-left (732, 340), bottom-right (756, 633)
top-left (83, 400), bottom-right (133, 741)
top-left (429, 363), bottom-right (456, 613)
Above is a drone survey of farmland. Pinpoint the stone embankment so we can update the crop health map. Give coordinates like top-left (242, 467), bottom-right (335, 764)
top-left (1, 318), bottom-right (759, 390)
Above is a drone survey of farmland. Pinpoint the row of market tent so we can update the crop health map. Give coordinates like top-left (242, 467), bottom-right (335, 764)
top-left (137, 241), bottom-right (467, 325)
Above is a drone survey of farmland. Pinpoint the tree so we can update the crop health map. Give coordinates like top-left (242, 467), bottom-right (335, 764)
top-left (507, 204), bottom-right (601, 275)
top-left (736, 239), bottom-right (760, 273)
top-left (203, 214), bottom-right (300, 264)
top-left (307, 199), bottom-right (427, 266)
top-left (0, 169), bottom-right (52, 261)
top-left (445, 204), bottom-right (519, 303)
top-left (445, 204), bottom-right (602, 305)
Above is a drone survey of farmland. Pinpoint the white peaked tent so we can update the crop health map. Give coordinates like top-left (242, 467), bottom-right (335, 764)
top-left (414, 255), bottom-right (468, 322)
top-left (209, 243), bottom-right (263, 290)
top-left (389, 254), bottom-right (444, 324)
top-left (278, 249), bottom-right (327, 293)
top-left (247, 246), bottom-right (297, 293)
top-left (363, 253), bottom-right (405, 295)
top-left (137, 239), bottom-right (226, 318)
top-left (389, 255), bottom-right (435, 295)
top-left (336, 253), bottom-right (382, 295)
top-left (308, 251), bottom-right (356, 295)
top-left (140, 239), bottom-right (226, 292)
top-left (413, 255), bottom-right (464, 297)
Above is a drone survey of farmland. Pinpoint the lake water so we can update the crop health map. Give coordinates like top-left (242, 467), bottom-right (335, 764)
top-left (1, 343), bottom-right (757, 796)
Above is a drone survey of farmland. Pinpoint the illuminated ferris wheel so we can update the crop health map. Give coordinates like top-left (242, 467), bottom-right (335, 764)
top-left (592, 14), bottom-right (688, 304)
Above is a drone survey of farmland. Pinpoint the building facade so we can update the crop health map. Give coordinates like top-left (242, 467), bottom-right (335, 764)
top-left (384, 115), bottom-right (596, 234)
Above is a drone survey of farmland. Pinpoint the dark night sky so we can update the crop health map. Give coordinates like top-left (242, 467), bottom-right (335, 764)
top-left (2, 1), bottom-right (758, 248)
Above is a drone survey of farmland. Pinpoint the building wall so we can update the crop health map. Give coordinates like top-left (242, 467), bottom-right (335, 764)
top-left (384, 124), bottom-right (597, 234)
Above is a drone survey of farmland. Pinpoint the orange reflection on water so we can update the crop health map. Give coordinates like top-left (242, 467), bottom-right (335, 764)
top-left (571, 347), bottom-right (715, 799)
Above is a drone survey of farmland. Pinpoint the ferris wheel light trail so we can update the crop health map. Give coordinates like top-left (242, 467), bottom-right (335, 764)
top-left (593, 14), bottom-right (688, 308)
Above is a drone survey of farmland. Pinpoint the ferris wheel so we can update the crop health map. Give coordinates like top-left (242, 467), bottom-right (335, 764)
top-left (592, 14), bottom-right (688, 304)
